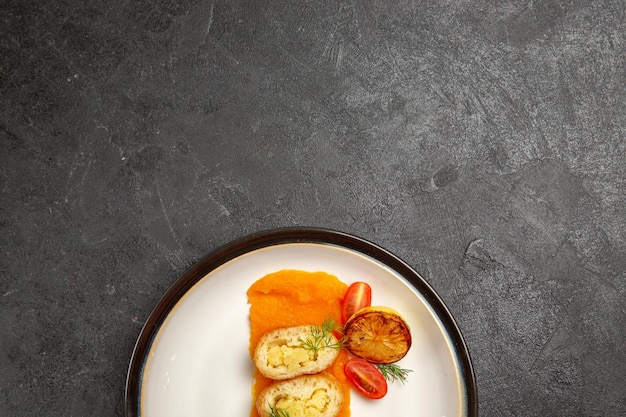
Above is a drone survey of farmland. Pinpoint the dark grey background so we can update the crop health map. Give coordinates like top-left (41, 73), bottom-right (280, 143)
top-left (1, 0), bottom-right (624, 416)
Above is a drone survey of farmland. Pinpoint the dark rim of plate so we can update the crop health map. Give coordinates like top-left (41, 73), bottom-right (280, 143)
top-left (125, 226), bottom-right (478, 417)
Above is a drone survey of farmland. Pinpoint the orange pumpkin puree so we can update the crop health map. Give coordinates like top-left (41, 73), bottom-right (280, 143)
top-left (248, 270), bottom-right (351, 417)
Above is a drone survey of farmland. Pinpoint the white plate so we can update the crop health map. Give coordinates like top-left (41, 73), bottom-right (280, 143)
top-left (126, 228), bottom-right (477, 417)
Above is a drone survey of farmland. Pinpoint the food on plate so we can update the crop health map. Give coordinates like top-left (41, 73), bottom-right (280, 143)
top-left (343, 357), bottom-right (388, 400)
top-left (254, 323), bottom-right (342, 380)
top-left (249, 270), bottom-right (414, 413)
top-left (255, 373), bottom-right (344, 417)
top-left (248, 270), bottom-right (351, 417)
top-left (343, 306), bottom-right (412, 363)
top-left (340, 282), bottom-right (372, 324)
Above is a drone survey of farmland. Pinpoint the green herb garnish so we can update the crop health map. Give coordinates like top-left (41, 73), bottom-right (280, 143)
top-left (267, 405), bottom-right (290, 417)
top-left (375, 363), bottom-right (413, 384)
top-left (299, 317), bottom-right (346, 360)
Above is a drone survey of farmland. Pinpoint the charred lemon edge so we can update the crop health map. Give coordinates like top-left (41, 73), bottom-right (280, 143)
top-left (345, 306), bottom-right (408, 323)
top-left (343, 306), bottom-right (412, 364)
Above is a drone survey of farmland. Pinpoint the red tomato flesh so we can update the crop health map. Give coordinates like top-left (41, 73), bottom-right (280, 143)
top-left (344, 357), bottom-right (388, 399)
top-left (341, 282), bottom-right (372, 324)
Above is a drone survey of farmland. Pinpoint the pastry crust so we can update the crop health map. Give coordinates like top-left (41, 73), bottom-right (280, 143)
top-left (256, 374), bottom-right (344, 417)
top-left (254, 325), bottom-right (340, 380)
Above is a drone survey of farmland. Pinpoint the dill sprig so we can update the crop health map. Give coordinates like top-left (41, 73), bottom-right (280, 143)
top-left (267, 405), bottom-right (290, 417)
top-left (299, 317), bottom-right (346, 360)
top-left (375, 363), bottom-right (413, 384)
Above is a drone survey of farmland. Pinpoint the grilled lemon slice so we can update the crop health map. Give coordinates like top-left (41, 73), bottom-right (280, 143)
top-left (344, 306), bottom-right (411, 363)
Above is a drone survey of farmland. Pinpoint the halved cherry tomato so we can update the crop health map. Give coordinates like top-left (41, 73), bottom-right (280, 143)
top-left (344, 357), bottom-right (388, 399)
top-left (341, 282), bottom-right (372, 324)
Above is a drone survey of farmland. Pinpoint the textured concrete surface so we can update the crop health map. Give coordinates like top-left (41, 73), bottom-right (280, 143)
top-left (1, 0), bottom-right (625, 416)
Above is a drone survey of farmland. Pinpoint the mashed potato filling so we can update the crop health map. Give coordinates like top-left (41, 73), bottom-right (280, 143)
top-left (275, 389), bottom-right (330, 417)
top-left (267, 344), bottom-right (315, 371)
